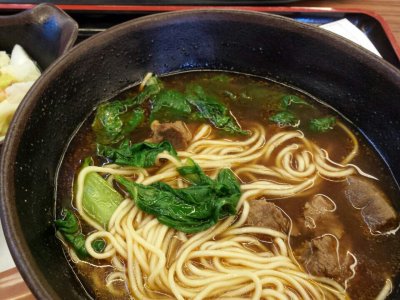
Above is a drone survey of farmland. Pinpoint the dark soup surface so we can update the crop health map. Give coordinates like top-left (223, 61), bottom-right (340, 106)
top-left (56, 71), bottom-right (400, 300)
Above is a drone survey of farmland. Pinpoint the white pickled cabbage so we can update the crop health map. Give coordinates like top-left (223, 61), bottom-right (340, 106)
top-left (0, 51), bottom-right (10, 68)
top-left (0, 101), bottom-right (19, 141)
top-left (1, 45), bottom-right (41, 82)
top-left (4, 81), bottom-right (34, 104)
top-left (0, 45), bottom-right (41, 140)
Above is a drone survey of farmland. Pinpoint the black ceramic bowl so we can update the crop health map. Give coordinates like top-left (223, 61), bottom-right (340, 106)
top-left (1, 10), bottom-right (400, 299)
top-left (0, 3), bottom-right (78, 147)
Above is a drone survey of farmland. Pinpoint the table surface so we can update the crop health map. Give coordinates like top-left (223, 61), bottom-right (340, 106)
top-left (297, 0), bottom-right (400, 44)
top-left (0, 1), bottom-right (399, 299)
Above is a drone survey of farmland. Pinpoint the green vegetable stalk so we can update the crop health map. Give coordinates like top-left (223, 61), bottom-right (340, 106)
top-left (82, 171), bottom-right (124, 228)
top-left (79, 157), bottom-right (123, 228)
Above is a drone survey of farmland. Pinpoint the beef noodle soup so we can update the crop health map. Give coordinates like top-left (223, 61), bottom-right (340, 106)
top-left (55, 71), bottom-right (400, 300)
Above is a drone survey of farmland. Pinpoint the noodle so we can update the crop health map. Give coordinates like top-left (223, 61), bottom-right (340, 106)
top-left (72, 122), bottom-right (371, 299)
top-left (376, 279), bottom-right (392, 300)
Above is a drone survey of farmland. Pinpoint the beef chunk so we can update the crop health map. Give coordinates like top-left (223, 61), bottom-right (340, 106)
top-left (297, 235), bottom-right (352, 282)
top-left (147, 120), bottom-right (192, 150)
top-left (344, 176), bottom-right (398, 233)
top-left (303, 195), bottom-right (344, 238)
top-left (247, 200), bottom-right (290, 233)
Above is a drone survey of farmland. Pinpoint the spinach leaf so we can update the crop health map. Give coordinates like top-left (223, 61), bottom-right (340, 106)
top-left (91, 239), bottom-right (106, 253)
top-left (309, 116), bottom-right (336, 132)
top-left (186, 84), bottom-right (248, 135)
top-left (134, 76), bottom-right (163, 105)
top-left (114, 160), bottom-right (241, 233)
top-left (177, 158), bottom-right (213, 186)
top-left (54, 209), bottom-right (89, 259)
top-left (55, 209), bottom-right (106, 259)
top-left (269, 111), bottom-right (299, 127)
top-left (93, 76), bottom-right (247, 142)
top-left (92, 75), bottom-right (162, 144)
top-left (281, 95), bottom-right (310, 109)
top-left (150, 90), bottom-right (192, 122)
top-left (55, 208), bottom-right (79, 234)
top-left (214, 168), bottom-right (241, 196)
top-left (97, 140), bottom-right (177, 168)
top-left (93, 107), bottom-right (145, 145)
top-left (64, 233), bottom-right (88, 259)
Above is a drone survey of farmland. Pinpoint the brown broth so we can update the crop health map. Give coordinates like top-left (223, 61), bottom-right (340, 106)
top-left (56, 71), bottom-right (400, 300)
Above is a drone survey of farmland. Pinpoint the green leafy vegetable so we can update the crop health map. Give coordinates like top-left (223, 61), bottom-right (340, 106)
top-left (134, 76), bottom-right (163, 105)
top-left (186, 84), bottom-right (248, 135)
top-left (92, 75), bottom-right (162, 144)
top-left (55, 209), bottom-right (106, 259)
top-left (97, 140), bottom-right (177, 168)
top-left (82, 164), bottom-right (123, 228)
top-left (55, 208), bottom-right (80, 234)
top-left (93, 106), bottom-right (145, 145)
top-left (64, 232), bottom-right (88, 259)
top-left (114, 160), bottom-right (241, 233)
top-left (213, 168), bottom-right (242, 197)
top-left (281, 95), bottom-right (310, 109)
top-left (91, 239), bottom-right (106, 253)
top-left (269, 111), bottom-right (299, 127)
top-left (55, 158), bottom-right (119, 257)
top-left (177, 158), bottom-right (213, 185)
top-left (309, 116), bottom-right (336, 132)
top-left (54, 209), bottom-right (89, 259)
top-left (150, 90), bottom-right (192, 122)
top-left (93, 75), bottom-right (248, 142)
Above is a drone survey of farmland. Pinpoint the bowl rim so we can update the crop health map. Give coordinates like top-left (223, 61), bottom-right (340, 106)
top-left (1, 9), bottom-right (400, 299)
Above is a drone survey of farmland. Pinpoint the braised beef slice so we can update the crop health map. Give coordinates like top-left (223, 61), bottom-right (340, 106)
top-left (344, 176), bottom-right (398, 233)
top-left (247, 200), bottom-right (290, 233)
top-left (303, 195), bottom-right (344, 238)
top-left (297, 235), bottom-right (352, 282)
top-left (147, 120), bottom-right (192, 150)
